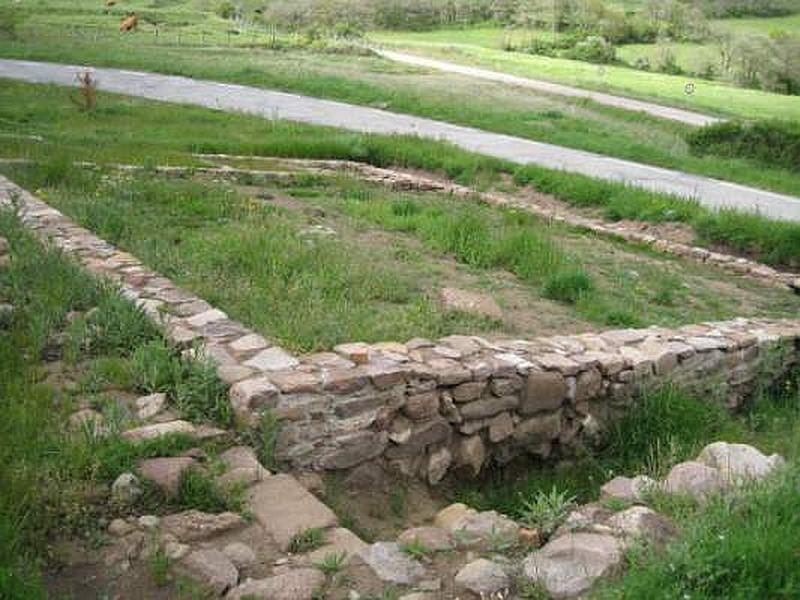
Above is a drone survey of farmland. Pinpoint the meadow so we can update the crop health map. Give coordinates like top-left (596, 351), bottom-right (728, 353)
top-left (3, 2), bottom-right (800, 196)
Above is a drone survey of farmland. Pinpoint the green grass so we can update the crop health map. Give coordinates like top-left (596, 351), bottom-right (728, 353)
top-left (593, 461), bottom-right (800, 598)
top-left (2, 78), bottom-right (800, 272)
top-left (372, 34), bottom-right (800, 123)
top-left (3, 5), bottom-right (800, 196)
top-left (15, 158), bottom-right (800, 347)
top-left (288, 527), bottom-right (325, 554)
top-left (457, 365), bottom-right (800, 519)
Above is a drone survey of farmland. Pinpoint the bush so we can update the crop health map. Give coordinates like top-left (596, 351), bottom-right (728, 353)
top-left (565, 36), bottom-right (616, 64)
top-left (543, 268), bottom-right (593, 304)
top-left (215, 1), bottom-right (236, 19)
top-left (686, 120), bottom-right (800, 173)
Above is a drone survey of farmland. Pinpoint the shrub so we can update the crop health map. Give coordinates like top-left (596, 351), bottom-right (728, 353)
top-left (543, 268), bottom-right (593, 304)
top-left (565, 36), bottom-right (616, 64)
top-left (686, 120), bottom-right (800, 173)
top-left (215, 1), bottom-right (236, 19)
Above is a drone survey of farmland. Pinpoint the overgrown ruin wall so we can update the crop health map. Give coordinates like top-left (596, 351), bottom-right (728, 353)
top-left (3, 174), bottom-right (799, 484)
top-left (254, 320), bottom-right (800, 483)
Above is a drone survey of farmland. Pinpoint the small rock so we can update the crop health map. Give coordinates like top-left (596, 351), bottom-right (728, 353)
top-left (223, 542), bottom-right (257, 569)
top-left (135, 392), bottom-right (167, 420)
top-left (555, 504), bottom-right (614, 537)
top-left (357, 542), bottom-right (426, 585)
top-left (68, 409), bottom-right (105, 435)
top-left (455, 558), bottom-right (510, 596)
top-left (122, 420), bottom-right (196, 443)
top-left (161, 510), bottom-right (246, 543)
top-left (138, 515), bottom-right (160, 530)
top-left (108, 518), bottom-right (135, 537)
top-left (295, 471), bottom-right (326, 496)
top-left (439, 287), bottom-right (502, 320)
top-left (523, 532), bottom-right (624, 598)
top-left (138, 456), bottom-right (197, 496)
top-left (397, 527), bottom-right (453, 552)
top-left (164, 541), bottom-right (190, 561)
top-left (427, 446), bottom-right (452, 485)
top-left (111, 473), bottom-right (142, 505)
top-left (305, 528), bottom-right (367, 565)
top-left (217, 446), bottom-right (269, 488)
top-left (600, 475), bottom-right (656, 504)
top-left (226, 569), bottom-right (326, 600)
top-left (662, 461), bottom-right (724, 500)
top-left (606, 506), bottom-right (677, 546)
top-left (435, 504), bottom-right (519, 547)
top-left (176, 549), bottom-right (238, 595)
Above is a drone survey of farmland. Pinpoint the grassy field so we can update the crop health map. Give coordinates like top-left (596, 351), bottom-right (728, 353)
top-left (11, 159), bottom-right (799, 351)
top-left (2, 79), bottom-right (800, 270)
top-left (371, 36), bottom-right (800, 123)
top-left (3, 4), bottom-right (800, 196)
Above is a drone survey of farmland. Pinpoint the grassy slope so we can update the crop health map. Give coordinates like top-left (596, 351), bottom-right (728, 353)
top-left (0, 213), bottom-right (243, 599)
top-left (371, 36), bottom-right (800, 122)
top-left (2, 79), bottom-right (800, 272)
top-left (3, 4), bottom-right (800, 195)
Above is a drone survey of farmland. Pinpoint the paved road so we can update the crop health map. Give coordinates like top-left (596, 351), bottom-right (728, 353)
top-left (377, 49), bottom-right (722, 127)
top-left (2, 58), bottom-right (799, 222)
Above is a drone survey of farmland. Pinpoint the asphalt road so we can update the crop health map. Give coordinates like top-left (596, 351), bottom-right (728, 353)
top-left (2, 58), bottom-right (798, 222)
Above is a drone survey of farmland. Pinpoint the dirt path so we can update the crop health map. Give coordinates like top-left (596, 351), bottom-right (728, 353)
top-left (2, 58), bottom-right (800, 222)
top-left (376, 49), bottom-right (722, 127)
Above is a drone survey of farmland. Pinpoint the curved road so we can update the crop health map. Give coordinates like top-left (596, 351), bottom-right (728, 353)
top-left (1, 58), bottom-right (799, 222)
top-left (377, 49), bottom-right (722, 127)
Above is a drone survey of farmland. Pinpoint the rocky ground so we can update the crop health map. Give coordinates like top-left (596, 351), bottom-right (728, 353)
top-left (61, 384), bottom-right (786, 600)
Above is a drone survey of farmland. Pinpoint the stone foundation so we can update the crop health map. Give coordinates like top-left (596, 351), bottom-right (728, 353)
top-left (3, 175), bottom-right (798, 485)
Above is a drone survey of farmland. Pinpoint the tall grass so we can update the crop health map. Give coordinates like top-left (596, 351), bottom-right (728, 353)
top-left (336, 186), bottom-right (594, 304)
top-left (0, 211), bottom-right (234, 598)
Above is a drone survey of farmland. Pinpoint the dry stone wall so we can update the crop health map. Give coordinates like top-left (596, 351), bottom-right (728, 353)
top-left (3, 175), bottom-right (799, 485)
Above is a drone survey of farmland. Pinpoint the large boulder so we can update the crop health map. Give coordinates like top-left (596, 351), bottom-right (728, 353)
top-left (434, 503), bottom-right (519, 548)
top-left (226, 569), bottom-right (325, 600)
top-left (523, 533), bottom-right (624, 598)
top-left (176, 549), bottom-right (238, 595)
top-left (696, 442), bottom-right (784, 484)
top-left (662, 461), bottom-right (724, 500)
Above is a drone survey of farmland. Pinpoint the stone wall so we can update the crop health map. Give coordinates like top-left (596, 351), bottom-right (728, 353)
top-left (3, 175), bottom-right (799, 485)
top-left (258, 319), bottom-right (799, 483)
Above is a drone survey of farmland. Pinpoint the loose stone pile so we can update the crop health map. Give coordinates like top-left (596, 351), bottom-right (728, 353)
top-left (97, 440), bottom-right (783, 598)
top-left (3, 176), bottom-right (799, 485)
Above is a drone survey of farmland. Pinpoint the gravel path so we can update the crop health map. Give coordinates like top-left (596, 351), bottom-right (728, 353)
top-left (376, 49), bottom-right (723, 127)
top-left (2, 58), bottom-right (799, 222)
